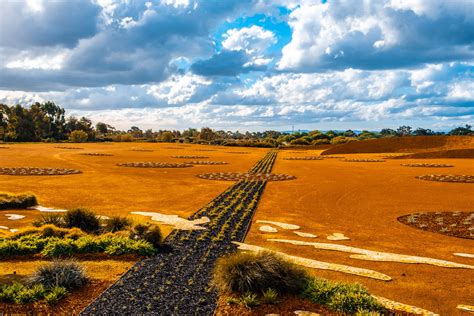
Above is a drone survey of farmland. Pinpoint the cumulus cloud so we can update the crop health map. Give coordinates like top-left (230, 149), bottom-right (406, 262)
top-left (278, 0), bottom-right (474, 71)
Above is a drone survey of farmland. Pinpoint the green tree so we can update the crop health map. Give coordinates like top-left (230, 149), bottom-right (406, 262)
top-left (69, 130), bottom-right (88, 142)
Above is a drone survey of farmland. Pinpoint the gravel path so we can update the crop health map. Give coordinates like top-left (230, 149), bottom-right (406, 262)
top-left (81, 150), bottom-right (278, 315)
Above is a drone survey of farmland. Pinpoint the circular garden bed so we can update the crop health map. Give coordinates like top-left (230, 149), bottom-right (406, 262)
top-left (81, 153), bottom-right (113, 156)
top-left (416, 174), bottom-right (474, 183)
top-left (344, 159), bottom-right (385, 162)
top-left (197, 172), bottom-right (296, 181)
top-left (173, 155), bottom-right (209, 159)
top-left (284, 156), bottom-right (323, 160)
top-left (118, 162), bottom-right (192, 168)
top-left (186, 161), bottom-right (228, 165)
top-left (398, 211), bottom-right (474, 239)
top-left (401, 163), bottom-right (453, 168)
top-left (54, 146), bottom-right (84, 150)
top-left (0, 167), bottom-right (82, 176)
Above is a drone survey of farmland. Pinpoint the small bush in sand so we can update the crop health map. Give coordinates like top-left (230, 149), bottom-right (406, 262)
top-left (33, 213), bottom-right (65, 228)
top-left (0, 192), bottom-right (37, 210)
top-left (63, 208), bottom-right (100, 233)
top-left (44, 286), bottom-right (68, 306)
top-left (30, 259), bottom-right (88, 290)
top-left (130, 223), bottom-right (163, 248)
top-left (104, 216), bottom-right (132, 233)
top-left (213, 251), bottom-right (308, 295)
top-left (301, 278), bottom-right (384, 314)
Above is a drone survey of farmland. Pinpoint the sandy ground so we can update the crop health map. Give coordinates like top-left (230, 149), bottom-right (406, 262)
top-left (0, 142), bottom-right (266, 235)
top-left (246, 150), bottom-right (474, 315)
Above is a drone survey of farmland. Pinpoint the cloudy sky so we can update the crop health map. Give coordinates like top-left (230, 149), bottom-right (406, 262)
top-left (1, 0), bottom-right (473, 131)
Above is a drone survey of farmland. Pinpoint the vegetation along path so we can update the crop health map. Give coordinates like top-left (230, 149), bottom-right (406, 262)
top-left (81, 150), bottom-right (279, 315)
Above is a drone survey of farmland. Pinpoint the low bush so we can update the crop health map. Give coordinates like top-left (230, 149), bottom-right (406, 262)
top-left (262, 288), bottom-right (279, 304)
top-left (239, 292), bottom-right (260, 309)
top-left (213, 251), bottom-right (308, 295)
top-left (130, 224), bottom-right (163, 248)
top-left (63, 208), bottom-right (100, 233)
top-left (301, 278), bottom-right (384, 314)
top-left (104, 216), bottom-right (132, 233)
top-left (30, 259), bottom-right (88, 290)
top-left (45, 286), bottom-right (68, 306)
top-left (0, 282), bottom-right (46, 304)
top-left (0, 192), bottom-right (38, 210)
top-left (41, 239), bottom-right (77, 257)
top-left (33, 213), bottom-right (65, 228)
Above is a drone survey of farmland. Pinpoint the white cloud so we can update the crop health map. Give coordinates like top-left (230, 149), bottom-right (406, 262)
top-left (146, 74), bottom-right (212, 105)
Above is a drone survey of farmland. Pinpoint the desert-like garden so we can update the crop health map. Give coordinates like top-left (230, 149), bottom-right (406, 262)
top-left (0, 137), bottom-right (473, 315)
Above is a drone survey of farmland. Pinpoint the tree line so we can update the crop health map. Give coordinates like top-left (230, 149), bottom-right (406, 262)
top-left (0, 102), bottom-right (472, 146)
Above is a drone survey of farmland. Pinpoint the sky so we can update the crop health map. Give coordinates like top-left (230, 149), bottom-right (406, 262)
top-left (0, 0), bottom-right (473, 131)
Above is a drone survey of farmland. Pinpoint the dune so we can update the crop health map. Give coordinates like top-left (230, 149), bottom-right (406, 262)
top-left (321, 136), bottom-right (474, 155)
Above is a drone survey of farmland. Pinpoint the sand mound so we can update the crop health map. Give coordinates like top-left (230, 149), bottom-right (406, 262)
top-left (321, 136), bottom-right (474, 155)
top-left (0, 167), bottom-right (82, 176)
top-left (416, 174), bottom-right (474, 183)
top-left (394, 149), bottom-right (474, 159)
top-left (118, 162), bottom-right (192, 168)
top-left (197, 172), bottom-right (296, 181)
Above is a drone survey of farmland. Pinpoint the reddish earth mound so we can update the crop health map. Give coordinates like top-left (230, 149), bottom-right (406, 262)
top-left (398, 212), bottom-right (473, 239)
top-left (321, 136), bottom-right (474, 155)
top-left (393, 148), bottom-right (474, 159)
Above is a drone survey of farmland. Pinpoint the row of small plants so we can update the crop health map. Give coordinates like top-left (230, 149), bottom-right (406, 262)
top-left (213, 251), bottom-right (385, 314)
top-left (0, 192), bottom-right (38, 210)
top-left (0, 260), bottom-right (87, 306)
top-left (248, 150), bottom-right (278, 174)
top-left (82, 150), bottom-right (279, 314)
top-left (0, 208), bottom-right (163, 259)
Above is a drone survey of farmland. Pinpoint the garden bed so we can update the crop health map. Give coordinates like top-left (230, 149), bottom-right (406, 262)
top-left (173, 155), bottom-right (209, 159)
top-left (401, 163), bottom-right (453, 168)
top-left (197, 172), bottom-right (296, 181)
top-left (117, 162), bottom-right (192, 168)
top-left (416, 174), bottom-right (474, 183)
top-left (186, 161), bottom-right (228, 165)
top-left (343, 159), bottom-right (385, 162)
top-left (398, 212), bottom-right (473, 239)
top-left (283, 157), bottom-right (323, 160)
top-left (0, 168), bottom-right (82, 176)
top-left (81, 153), bottom-right (113, 157)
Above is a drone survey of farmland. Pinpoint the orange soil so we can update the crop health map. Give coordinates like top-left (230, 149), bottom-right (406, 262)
top-left (246, 150), bottom-right (474, 315)
top-left (394, 148), bottom-right (474, 159)
top-left (322, 136), bottom-right (474, 155)
top-left (0, 142), bottom-right (266, 234)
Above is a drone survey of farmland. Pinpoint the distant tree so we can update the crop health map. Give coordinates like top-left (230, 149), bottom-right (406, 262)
top-left (343, 129), bottom-right (356, 137)
top-left (40, 101), bottom-right (66, 140)
top-left (144, 129), bottom-right (154, 139)
top-left (66, 116), bottom-right (95, 140)
top-left (358, 130), bottom-right (377, 140)
top-left (380, 128), bottom-right (397, 137)
top-left (396, 125), bottom-right (412, 137)
top-left (69, 130), bottom-right (88, 142)
top-left (413, 128), bottom-right (435, 136)
top-left (448, 124), bottom-right (473, 136)
top-left (161, 131), bottom-right (174, 142)
top-left (199, 127), bottom-right (216, 141)
top-left (331, 136), bottom-right (358, 144)
top-left (96, 122), bottom-right (108, 135)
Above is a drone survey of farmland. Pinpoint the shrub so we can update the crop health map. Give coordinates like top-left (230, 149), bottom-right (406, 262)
top-left (104, 216), bottom-right (132, 233)
top-left (0, 283), bottom-right (46, 304)
top-left (45, 286), bottom-right (68, 306)
top-left (0, 192), bottom-right (37, 210)
top-left (301, 278), bottom-right (384, 314)
top-left (213, 251), bottom-right (308, 295)
top-left (130, 224), bottom-right (162, 248)
top-left (69, 130), bottom-right (88, 143)
top-left (63, 208), bottom-right (100, 233)
top-left (33, 213), bottom-right (65, 228)
top-left (31, 260), bottom-right (88, 290)
top-left (41, 239), bottom-right (77, 257)
top-left (104, 235), bottom-right (156, 256)
top-left (262, 288), bottom-right (279, 304)
top-left (331, 136), bottom-right (358, 145)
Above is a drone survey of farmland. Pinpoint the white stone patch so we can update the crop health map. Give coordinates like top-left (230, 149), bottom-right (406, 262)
top-left (131, 212), bottom-right (209, 230)
top-left (30, 205), bottom-right (67, 213)
top-left (0, 226), bottom-right (9, 230)
top-left (5, 214), bottom-right (25, 220)
top-left (268, 239), bottom-right (474, 270)
top-left (233, 242), bottom-right (391, 281)
top-left (457, 305), bottom-right (474, 313)
top-left (98, 215), bottom-right (111, 220)
top-left (453, 253), bottom-right (474, 259)
top-left (9, 229), bottom-right (18, 233)
top-left (259, 225), bottom-right (278, 233)
top-left (294, 231), bottom-right (317, 238)
top-left (256, 220), bottom-right (300, 230)
top-left (327, 232), bottom-right (350, 241)
top-left (373, 295), bottom-right (439, 315)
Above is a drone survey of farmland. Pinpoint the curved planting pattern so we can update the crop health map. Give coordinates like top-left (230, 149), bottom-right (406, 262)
top-left (82, 150), bottom-right (279, 315)
top-left (0, 167), bottom-right (81, 176)
top-left (416, 174), bottom-right (474, 183)
top-left (118, 162), bottom-right (192, 168)
top-left (197, 172), bottom-right (295, 181)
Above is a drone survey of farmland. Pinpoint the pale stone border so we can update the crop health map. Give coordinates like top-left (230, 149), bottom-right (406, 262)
top-left (256, 220), bottom-right (300, 230)
top-left (131, 211), bottom-right (210, 230)
top-left (373, 296), bottom-right (439, 316)
top-left (5, 214), bottom-right (25, 220)
top-left (268, 239), bottom-right (474, 269)
top-left (453, 253), bottom-right (474, 259)
top-left (294, 231), bottom-right (317, 238)
top-left (259, 225), bottom-right (278, 233)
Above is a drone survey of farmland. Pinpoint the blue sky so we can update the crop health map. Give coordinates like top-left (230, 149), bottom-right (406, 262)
top-left (0, 0), bottom-right (473, 131)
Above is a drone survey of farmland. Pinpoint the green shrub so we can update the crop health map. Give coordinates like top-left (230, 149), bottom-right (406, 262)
top-left (104, 216), bottom-right (132, 233)
top-left (33, 214), bottom-right (65, 228)
top-left (262, 288), bottom-right (279, 304)
top-left (104, 235), bottom-right (156, 256)
top-left (213, 251), bottom-right (308, 295)
top-left (31, 260), bottom-right (88, 290)
top-left (0, 193), bottom-right (37, 210)
top-left (69, 130), bottom-right (88, 143)
top-left (239, 292), bottom-right (260, 309)
top-left (41, 239), bottom-right (77, 257)
top-left (0, 283), bottom-right (46, 304)
top-left (63, 208), bottom-right (100, 233)
top-left (130, 224), bottom-right (162, 248)
top-left (301, 278), bottom-right (384, 314)
top-left (45, 286), bottom-right (68, 306)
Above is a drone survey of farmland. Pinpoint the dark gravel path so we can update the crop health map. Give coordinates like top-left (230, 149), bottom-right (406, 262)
top-left (81, 150), bottom-right (278, 315)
